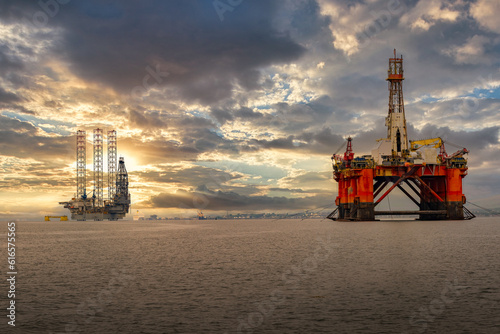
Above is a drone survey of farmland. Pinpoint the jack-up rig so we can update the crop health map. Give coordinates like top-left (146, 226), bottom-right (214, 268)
top-left (328, 50), bottom-right (475, 221)
top-left (60, 129), bottom-right (131, 221)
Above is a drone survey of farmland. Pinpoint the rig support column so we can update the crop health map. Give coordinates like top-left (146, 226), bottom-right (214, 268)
top-left (107, 130), bottom-right (117, 201)
top-left (335, 163), bottom-right (375, 221)
top-left (93, 128), bottom-right (103, 209)
top-left (76, 130), bottom-right (86, 199)
top-left (445, 168), bottom-right (465, 220)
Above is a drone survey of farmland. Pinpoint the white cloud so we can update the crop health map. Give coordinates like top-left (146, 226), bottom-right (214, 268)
top-left (470, 0), bottom-right (500, 34)
top-left (399, 0), bottom-right (462, 31)
top-left (443, 35), bottom-right (491, 64)
top-left (317, 0), bottom-right (407, 56)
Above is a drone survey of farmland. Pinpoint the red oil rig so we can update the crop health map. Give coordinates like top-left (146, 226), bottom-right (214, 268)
top-left (328, 50), bottom-right (474, 221)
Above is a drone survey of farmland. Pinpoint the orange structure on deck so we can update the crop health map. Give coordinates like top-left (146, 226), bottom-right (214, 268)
top-left (329, 50), bottom-right (474, 221)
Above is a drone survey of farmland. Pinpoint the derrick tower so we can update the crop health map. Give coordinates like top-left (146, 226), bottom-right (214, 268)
top-left (386, 49), bottom-right (408, 156)
top-left (108, 130), bottom-right (117, 201)
top-left (76, 130), bottom-right (86, 199)
top-left (116, 157), bottom-right (129, 198)
top-left (93, 128), bottom-right (104, 208)
top-left (329, 50), bottom-right (474, 221)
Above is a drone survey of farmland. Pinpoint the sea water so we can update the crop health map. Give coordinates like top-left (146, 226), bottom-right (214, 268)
top-left (1, 217), bottom-right (499, 333)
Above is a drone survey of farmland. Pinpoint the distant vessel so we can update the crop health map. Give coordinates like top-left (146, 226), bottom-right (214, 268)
top-left (133, 210), bottom-right (145, 220)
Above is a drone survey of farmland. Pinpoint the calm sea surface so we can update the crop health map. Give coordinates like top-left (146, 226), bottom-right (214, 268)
top-left (1, 217), bottom-right (499, 333)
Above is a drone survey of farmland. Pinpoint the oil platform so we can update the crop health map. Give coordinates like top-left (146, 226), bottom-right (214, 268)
top-left (328, 50), bottom-right (475, 221)
top-left (60, 129), bottom-right (131, 221)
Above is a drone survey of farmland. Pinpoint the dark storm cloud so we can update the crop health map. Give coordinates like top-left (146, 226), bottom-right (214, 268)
top-left (0, 176), bottom-right (72, 190)
top-left (269, 187), bottom-right (330, 195)
top-left (234, 107), bottom-right (264, 119)
top-left (467, 172), bottom-right (500, 197)
top-left (243, 126), bottom-right (345, 155)
top-left (0, 87), bottom-right (21, 103)
top-left (273, 97), bottom-right (344, 132)
top-left (1, 104), bottom-right (35, 115)
top-left (148, 185), bottom-right (327, 211)
top-left (409, 97), bottom-right (500, 127)
top-left (0, 44), bottom-right (25, 75)
top-left (250, 135), bottom-right (296, 150)
top-left (128, 109), bottom-right (167, 129)
top-left (9, 0), bottom-right (305, 104)
top-left (210, 106), bottom-right (267, 126)
top-left (0, 115), bottom-right (73, 160)
top-left (269, 187), bottom-right (307, 193)
top-left (209, 98), bottom-right (349, 153)
top-left (120, 127), bottom-right (240, 165)
top-left (136, 165), bottom-right (241, 187)
top-left (0, 155), bottom-right (74, 191)
top-left (210, 108), bottom-right (234, 125)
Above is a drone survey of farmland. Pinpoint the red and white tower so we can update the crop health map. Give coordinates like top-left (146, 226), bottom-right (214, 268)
top-left (386, 49), bottom-right (408, 156)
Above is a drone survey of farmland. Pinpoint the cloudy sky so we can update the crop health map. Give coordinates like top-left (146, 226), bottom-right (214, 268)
top-left (1, 0), bottom-right (499, 219)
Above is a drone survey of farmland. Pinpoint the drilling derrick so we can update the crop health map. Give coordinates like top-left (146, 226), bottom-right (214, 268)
top-left (60, 128), bottom-right (130, 221)
top-left (108, 130), bottom-right (117, 201)
top-left (107, 157), bottom-right (131, 220)
top-left (93, 128), bottom-right (104, 210)
top-left (117, 158), bottom-right (129, 197)
top-left (76, 130), bottom-right (87, 199)
top-left (386, 49), bottom-right (408, 157)
top-left (328, 50), bottom-right (474, 221)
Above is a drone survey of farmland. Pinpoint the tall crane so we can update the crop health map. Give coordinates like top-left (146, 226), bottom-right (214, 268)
top-left (409, 137), bottom-right (443, 151)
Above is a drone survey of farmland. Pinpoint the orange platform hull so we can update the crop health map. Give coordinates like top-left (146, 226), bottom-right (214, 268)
top-left (334, 164), bottom-right (468, 221)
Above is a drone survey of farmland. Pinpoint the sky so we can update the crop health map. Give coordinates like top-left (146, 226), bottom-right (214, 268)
top-left (0, 0), bottom-right (499, 219)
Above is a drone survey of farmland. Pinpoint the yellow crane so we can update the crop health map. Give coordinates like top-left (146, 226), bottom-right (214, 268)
top-left (409, 137), bottom-right (443, 151)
